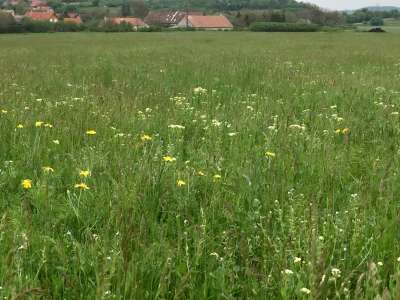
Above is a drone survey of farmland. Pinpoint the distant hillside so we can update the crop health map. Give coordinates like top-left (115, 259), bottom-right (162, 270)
top-left (346, 6), bottom-right (400, 13)
top-left (146, 0), bottom-right (309, 10)
top-left (364, 6), bottom-right (400, 12)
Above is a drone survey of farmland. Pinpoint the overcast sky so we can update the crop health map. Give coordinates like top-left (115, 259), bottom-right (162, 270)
top-left (305, 0), bottom-right (400, 10)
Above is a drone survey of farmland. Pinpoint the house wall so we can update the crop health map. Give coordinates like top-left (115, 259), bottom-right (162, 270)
top-left (176, 18), bottom-right (190, 28)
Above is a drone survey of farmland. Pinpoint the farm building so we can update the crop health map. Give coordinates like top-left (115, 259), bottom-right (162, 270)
top-left (145, 10), bottom-right (202, 27)
top-left (176, 15), bottom-right (233, 30)
top-left (105, 17), bottom-right (148, 30)
top-left (25, 9), bottom-right (58, 22)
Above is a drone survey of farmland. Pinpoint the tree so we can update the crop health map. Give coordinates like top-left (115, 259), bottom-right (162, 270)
top-left (14, 2), bottom-right (28, 15)
top-left (121, 0), bottom-right (149, 18)
top-left (370, 17), bottom-right (384, 26)
top-left (0, 11), bottom-right (15, 33)
top-left (47, 0), bottom-right (64, 13)
top-left (130, 0), bottom-right (149, 18)
top-left (271, 10), bottom-right (285, 22)
top-left (121, 0), bottom-right (131, 17)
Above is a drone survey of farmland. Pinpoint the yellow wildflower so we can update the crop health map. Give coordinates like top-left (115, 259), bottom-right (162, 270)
top-left (335, 129), bottom-right (341, 134)
top-left (197, 171), bottom-right (205, 176)
top-left (42, 166), bottom-right (54, 173)
top-left (265, 151), bottom-right (276, 158)
top-left (163, 156), bottom-right (176, 162)
top-left (177, 180), bottom-right (186, 187)
top-left (16, 124), bottom-right (24, 129)
top-left (86, 130), bottom-right (96, 135)
top-left (74, 183), bottom-right (90, 190)
top-left (213, 174), bottom-right (222, 181)
top-left (342, 128), bottom-right (350, 134)
top-left (35, 121), bottom-right (44, 127)
top-left (21, 179), bottom-right (32, 189)
top-left (44, 123), bottom-right (53, 128)
top-left (52, 140), bottom-right (60, 145)
top-left (141, 134), bottom-right (152, 142)
top-left (79, 170), bottom-right (91, 178)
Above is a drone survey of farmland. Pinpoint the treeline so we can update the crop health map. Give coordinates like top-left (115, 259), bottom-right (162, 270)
top-left (344, 8), bottom-right (400, 24)
top-left (146, 0), bottom-right (308, 10)
top-left (249, 21), bottom-right (319, 32)
top-left (227, 5), bottom-right (344, 27)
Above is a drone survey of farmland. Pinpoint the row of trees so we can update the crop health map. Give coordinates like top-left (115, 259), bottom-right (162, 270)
top-left (344, 8), bottom-right (400, 24)
top-left (146, 0), bottom-right (307, 10)
top-left (229, 6), bottom-right (344, 27)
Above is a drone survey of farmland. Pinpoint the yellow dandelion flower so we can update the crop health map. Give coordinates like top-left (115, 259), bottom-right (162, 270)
top-left (86, 130), bottom-right (97, 135)
top-left (35, 121), bottom-right (44, 127)
top-left (1, 109), bottom-right (7, 114)
top-left (42, 166), bottom-right (54, 173)
top-left (265, 151), bottom-right (276, 158)
top-left (197, 171), bottom-right (205, 176)
top-left (52, 140), bottom-right (60, 145)
top-left (335, 129), bottom-right (341, 134)
top-left (177, 179), bottom-right (186, 187)
top-left (44, 123), bottom-right (53, 128)
top-left (21, 179), bottom-right (32, 189)
top-left (163, 155), bottom-right (176, 162)
top-left (79, 170), bottom-right (91, 178)
top-left (213, 174), bottom-right (222, 181)
top-left (141, 134), bottom-right (152, 142)
top-left (74, 183), bottom-right (90, 190)
top-left (16, 124), bottom-right (24, 129)
top-left (342, 128), bottom-right (350, 134)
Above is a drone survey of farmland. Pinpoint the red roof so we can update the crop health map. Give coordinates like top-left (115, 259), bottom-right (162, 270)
top-left (25, 10), bottom-right (57, 21)
top-left (187, 15), bottom-right (233, 28)
top-left (109, 17), bottom-right (146, 26)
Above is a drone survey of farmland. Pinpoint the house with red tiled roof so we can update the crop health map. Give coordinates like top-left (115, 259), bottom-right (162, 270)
top-left (176, 15), bottom-right (233, 30)
top-left (25, 9), bottom-right (58, 22)
top-left (105, 17), bottom-right (148, 30)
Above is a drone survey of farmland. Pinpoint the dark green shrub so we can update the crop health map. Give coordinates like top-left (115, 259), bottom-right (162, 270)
top-left (249, 22), bottom-right (320, 32)
top-left (55, 22), bottom-right (85, 32)
top-left (369, 17), bottom-right (384, 26)
top-left (20, 19), bottom-right (56, 33)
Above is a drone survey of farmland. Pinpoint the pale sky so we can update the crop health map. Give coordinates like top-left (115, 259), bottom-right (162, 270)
top-left (305, 0), bottom-right (400, 10)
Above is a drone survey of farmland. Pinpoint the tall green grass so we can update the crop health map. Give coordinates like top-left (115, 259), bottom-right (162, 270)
top-left (1, 31), bottom-right (400, 299)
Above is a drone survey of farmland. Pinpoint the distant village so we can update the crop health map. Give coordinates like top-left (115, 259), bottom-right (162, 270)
top-left (0, 0), bottom-right (234, 31)
top-left (1, 0), bottom-right (391, 34)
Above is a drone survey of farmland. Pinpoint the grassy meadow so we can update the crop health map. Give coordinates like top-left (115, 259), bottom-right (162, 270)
top-left (1, 31), bottom-right (400, 299)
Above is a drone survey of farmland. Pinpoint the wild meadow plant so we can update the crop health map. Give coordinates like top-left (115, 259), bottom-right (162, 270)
top-left (0, 32), bottom-right (400, 298)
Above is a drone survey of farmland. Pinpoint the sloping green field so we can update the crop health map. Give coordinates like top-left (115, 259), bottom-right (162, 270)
top-left (1, 31), bottom-right (400, 299)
